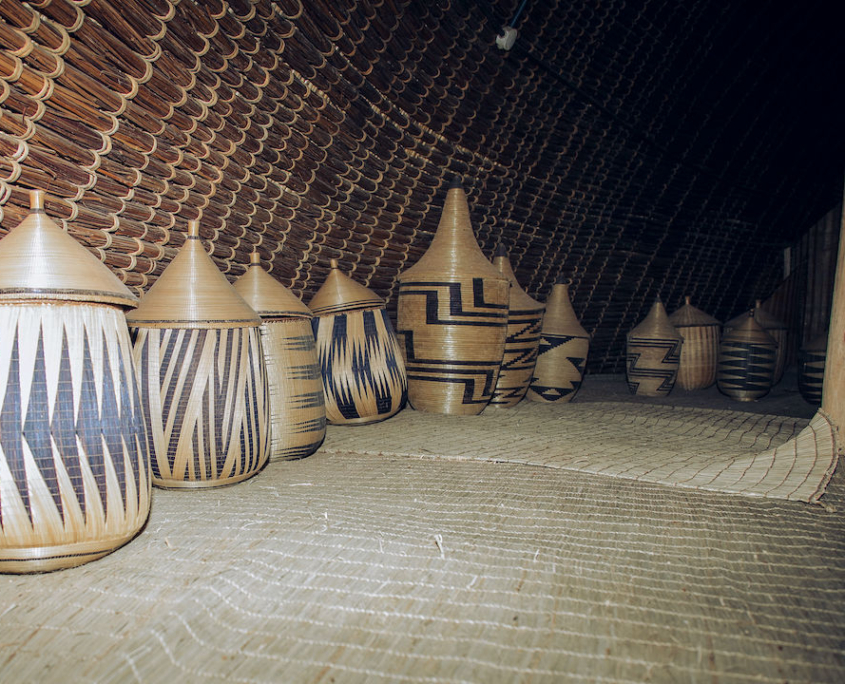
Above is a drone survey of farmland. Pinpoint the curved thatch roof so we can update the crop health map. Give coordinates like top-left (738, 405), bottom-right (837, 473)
top-left (0, 0), bottom-right (841, 370)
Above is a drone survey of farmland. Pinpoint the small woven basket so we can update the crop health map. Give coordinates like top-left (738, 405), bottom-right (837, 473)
top-left (127, 221), bottom-right (270, 488)
top-left (717, 312), bottom-right (777, 401)
top-left (725, 301), bottom-right (787, 386)
top-left (626, 299), bottom-right (683, 397)
top-left (488, 245), bottom-right (544, 408)
top-left (396, 178), bottom-right (509, 415)
top-left (0, 191), bottom-right (151, 573)
top-left (668, 296), bottom-right (721, 390)
top-left (234, 253), bottom-right (326, 459)
top-left (310, 260), bottom-right (407, 425)
top-left (527, 280), bottom-right (590, 403)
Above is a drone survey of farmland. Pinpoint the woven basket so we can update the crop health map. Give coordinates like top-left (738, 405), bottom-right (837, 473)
top-left (726, 301), bottom-right (788, 385)
top-left (233, 253), bottom-right (326, 459)
top-left (126, 221), bottom-right (270, 488)
top-left (0, 191), bottom-right (150, 573)
top-left (396, 178), bottom-right (509, 415)
top-left (797, 334), bottom-right (826, 406)
top-left (717, 312), bottom-right (777, 401)
top-left (527, 280), bottom-right (590, 403)
top-left (488, 245), bottom-right (544, 407)
top-left (668, 296), bottom-right (721, 390)
top-left (626, 299), bottom-right (683, 397)
top-left (309, 260), bottom-right (407, 425)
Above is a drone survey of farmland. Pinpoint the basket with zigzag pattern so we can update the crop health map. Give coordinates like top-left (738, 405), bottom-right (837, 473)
top-left (626, 299), bottom-right (683, 397)
top-left (310, 260), bottom-right (406, 425)
top-left (126, 221), bottom-right (270, 488)
top-left (0, 191), bottom-right (151, 573)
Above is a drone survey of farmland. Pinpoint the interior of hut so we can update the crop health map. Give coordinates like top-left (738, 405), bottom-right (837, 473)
top-left (1, 0), bottom-right (845, 681)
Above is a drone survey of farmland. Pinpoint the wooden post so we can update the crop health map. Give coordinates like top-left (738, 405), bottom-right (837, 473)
top-left (822, 179), bottom-right (845, 435)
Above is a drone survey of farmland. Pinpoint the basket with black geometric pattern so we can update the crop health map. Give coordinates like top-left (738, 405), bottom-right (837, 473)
top-left (626, 299), bottom-right (683, 397)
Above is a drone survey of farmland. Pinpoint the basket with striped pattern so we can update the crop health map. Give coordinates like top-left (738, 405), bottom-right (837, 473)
top-left (126, 221), bottom-right (270, 488)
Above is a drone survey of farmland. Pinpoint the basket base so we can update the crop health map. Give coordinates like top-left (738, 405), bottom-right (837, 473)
top-left (0, 532), bottom-right (139, 574)
top-left (153, 462), bottom-right (267, 490)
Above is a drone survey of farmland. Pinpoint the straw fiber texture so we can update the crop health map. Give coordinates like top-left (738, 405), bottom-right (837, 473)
top-left (1, 445), bottom-right (844, 682)
top-left (325, 401), bottom-right (838, 503)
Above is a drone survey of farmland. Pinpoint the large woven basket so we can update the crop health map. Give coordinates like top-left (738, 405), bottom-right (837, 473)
top-left (0, 191), bottom-right (151, 573)
top-left (126, 221), bottom-right (269, 488)
top-left (234, 253), bottom-right (326, 459)
top-left (717, 311), bottom-right (777, 401)
top-left (396, 178), bottom-right (509, 415)
top-left (725, 301), bottom-right (788, 385)
top-left (668, 296), bottom-right (721, 390)
top-left (309, 259), bottom-right (407, 425)
top-left (527, 280), bottom-right (590, 403)
top-left (797, 334), bottom-right (826, 406)
top-left (488, 245), bottom-right (544, 408)
top-left (626, 299), bottom-right (683, 397)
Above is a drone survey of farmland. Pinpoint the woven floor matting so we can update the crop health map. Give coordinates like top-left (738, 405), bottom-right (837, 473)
top-left (323, 402), bottom-right (839, 503)
top-left (2, 449), bottom-right (844, 683)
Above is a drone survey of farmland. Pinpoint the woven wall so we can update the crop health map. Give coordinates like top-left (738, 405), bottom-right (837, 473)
top-left (1, 0), bottom-right (842, 372)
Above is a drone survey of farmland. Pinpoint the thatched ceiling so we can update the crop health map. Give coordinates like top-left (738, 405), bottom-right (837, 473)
top-left (1, 0), bottom-right (842, 371)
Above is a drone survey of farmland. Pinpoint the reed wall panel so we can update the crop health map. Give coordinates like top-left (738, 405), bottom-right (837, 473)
top-left (1, 1), bottom-right (841, 371)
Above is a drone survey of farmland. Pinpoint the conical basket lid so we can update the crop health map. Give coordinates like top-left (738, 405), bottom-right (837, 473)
top-left (723, 311), bottom-right (776, 345)
top-left (726, 300), bottom-right (786, 331)
top-left (308, 259), bottom-right (384, 315)
top-left (0, 190), bottom-right (137, 307)
top-left (668, 296), bottom-right (720, 327)
top-left (398, 177), bottom-right (506, 283)
top-left (629, 299), bottom-right (682, 341)
top-left (126, 220), bottom-right (260, 328)
top-left (543, 280), bottom-right (589, 337)
top-left (492, 245), bottom-right (543, 312)
top-left (233, 253), bottom-right (312, 319)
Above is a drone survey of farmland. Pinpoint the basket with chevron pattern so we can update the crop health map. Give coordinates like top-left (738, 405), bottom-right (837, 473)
top-left (626, 299), bottom-right (683, 397)
top-left (309, 260), bottom-right (406, 425)
top-left (0, 191), bottom-right (151, 573)
top-left (126, 221), bottom-right (270, 488)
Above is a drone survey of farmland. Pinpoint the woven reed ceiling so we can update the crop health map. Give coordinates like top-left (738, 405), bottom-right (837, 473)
top-left (1, 0), bottom-right (842, 372)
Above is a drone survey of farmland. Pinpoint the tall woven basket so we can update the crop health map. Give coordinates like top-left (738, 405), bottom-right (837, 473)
top-left (0, 191), bottom-right (151, 573)
top-left (126, 221), bottom-right (269, 488)
top-left (668, 296), bottom-right (721, 390)
top-left (396, 178), bottom-right (509, 415)
top-left (234, 253), bottom-right (326, 459)
top-left (717, 312), bottom-right (777, 401)
top-left (527, 280), bottom-right (590, 403)
top-left (626, 300), bottom-right (683, 397)
top-left (725, 301), bottom-right (788, 386)
top-left (310, 260), bottom-right (407, 425)
top-left (488, 245), bottom-right (544, 408)
top-left (797, 334), bottom-right (827, 406)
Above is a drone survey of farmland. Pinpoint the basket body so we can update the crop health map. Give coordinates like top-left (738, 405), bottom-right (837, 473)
top-left (527, 283), bottom-right (589, 403)
top-left (132, 326), bottom-right (270, 487)
top-left (626, 301), bottom-right (682, 397)
top-left (312, 308), bottom-right (407, 425)
top-left (674, 325), bottom-right (720, 390)
top-left (716, 317), bottom-right (776, 401)
top-left (797, 338), bottom-right (826, 406)
top-left (396, 278), bottom-right (508, 414)
top-left (0, 304), bottom-right (151, 573)
top-left (260, 319), bottom-right (326, 458)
